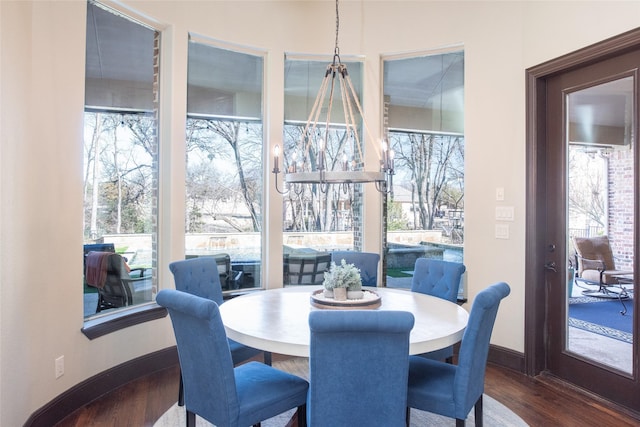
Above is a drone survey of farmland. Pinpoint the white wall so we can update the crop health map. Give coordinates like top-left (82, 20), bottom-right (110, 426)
top-left (2, 1), bottom-right (640, 425)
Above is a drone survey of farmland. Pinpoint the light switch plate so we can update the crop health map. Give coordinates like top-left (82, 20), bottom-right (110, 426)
top-left (495, 224), bottom-right (510, 239)
top-left (496, 187), bottom-right (505, 201)
top-left (495, 206), bottom-right (514, 221)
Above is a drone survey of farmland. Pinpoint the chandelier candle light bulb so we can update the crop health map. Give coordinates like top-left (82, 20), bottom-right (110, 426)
top-left (318, 139), bottom-right (325, 171)
top-left (273, 145), bottom-right (280, 173)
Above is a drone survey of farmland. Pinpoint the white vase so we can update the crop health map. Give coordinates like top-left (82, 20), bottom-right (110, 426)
top-left (333, 287), bottom-right (347, 301)
top-left (347, 290), bottom-right (364, 300)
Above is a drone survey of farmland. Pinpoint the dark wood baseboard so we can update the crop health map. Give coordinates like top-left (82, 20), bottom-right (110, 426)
top-left (24, 346), bottom-right (179, 427)
top-left (25, 343), bottom-right (523, 427)
top-left (488, 344), bottom-right (525, 373)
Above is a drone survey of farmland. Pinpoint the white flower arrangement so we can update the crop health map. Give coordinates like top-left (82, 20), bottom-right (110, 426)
top-left (323, 259), bottom-right (362, 291)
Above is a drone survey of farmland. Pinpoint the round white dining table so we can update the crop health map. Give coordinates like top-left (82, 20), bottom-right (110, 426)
top-left (219, 286), bottom-right (469, 358)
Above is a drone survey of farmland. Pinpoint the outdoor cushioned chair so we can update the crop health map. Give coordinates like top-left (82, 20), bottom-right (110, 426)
top-left (411, 258), bottom-right (466, 362)
top-left (308, 310), bottom-right (415, 427)
top-left (157, 289), bottom-right (309, 427)
top-left (169, 257), bottom-right (270, 409)
top-left (330, 251), bottom-right (381, 287)
top-left (186, 253), bottom-right (243, 290)
top-left (285, 252), bottom-right (332, 285)
top-left (406, 282), bottom-right (510, 427)
top-left (573, 235), bottom-right (633, 296)
top-left (85, 251), bottom-right (151, 312)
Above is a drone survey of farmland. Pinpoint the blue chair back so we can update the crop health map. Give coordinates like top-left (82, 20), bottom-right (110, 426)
top-left (331, 251), bottom-right (381, 286)
top-left (169, 257), bottom-right (265, 408)
top-left (454, 282), bottom-right (511, 418)
top-left (308, 310), bottom-right (414, 427)
top-left (169, 257), bottom-right (224, 304)
top-left (157, 289), bottom-right (239, 424)
top-left (411, 258), bottom-right (466, 302)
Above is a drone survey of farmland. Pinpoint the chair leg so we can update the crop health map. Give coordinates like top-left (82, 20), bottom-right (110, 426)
top-left (186, 410), bottom-right (196, 427)
top-left (264, 351), bottom-right (272, 366)
top-left (178, 372), bottom-right (184, 406)
top-left (405, 407), bottom-right (411, 427)
top-left (297, 404), bottom-right (307, 427)
top-left (455, 418), bottom-right (465, 427)
top-left (474, 394), bottom-right (483, 427)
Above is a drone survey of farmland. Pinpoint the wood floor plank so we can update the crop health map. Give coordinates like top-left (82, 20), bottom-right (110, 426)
top-left (55, 358), bottom-right (640, 427)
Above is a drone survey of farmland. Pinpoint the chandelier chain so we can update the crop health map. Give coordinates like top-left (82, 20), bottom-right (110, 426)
top-left (334, 0), bottom-right (340, 61)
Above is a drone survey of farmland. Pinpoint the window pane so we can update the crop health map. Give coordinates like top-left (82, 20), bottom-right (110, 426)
top-left (282, 56), bottom-right (368, 286)
top-left (186, 40), bottom-right (264, 292)
top-left (282, 56), bottom-right (364, 237)
top-left (83, 2), bottom-right (158, 318)
top-left (383, 51), bottom-right (465, 297)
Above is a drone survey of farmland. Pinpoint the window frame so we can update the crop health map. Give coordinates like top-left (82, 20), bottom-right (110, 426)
top-left (185, 34), bottom-right (268, 295)
top-left (82, 1), bottom-right (164, 337)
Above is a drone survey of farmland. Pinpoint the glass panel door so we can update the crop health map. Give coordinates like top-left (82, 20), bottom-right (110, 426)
top-left (566, 76), bottom-right (635, 374)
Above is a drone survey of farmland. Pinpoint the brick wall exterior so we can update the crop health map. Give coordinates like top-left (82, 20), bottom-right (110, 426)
top-left (607, 147), bottom-right (634, 271)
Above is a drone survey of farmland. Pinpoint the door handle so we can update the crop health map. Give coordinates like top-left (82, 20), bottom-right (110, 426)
top-left (544, 261), bottom-right (557, 272)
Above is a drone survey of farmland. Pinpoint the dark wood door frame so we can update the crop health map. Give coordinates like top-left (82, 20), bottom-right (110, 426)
top-left (526, 28), bottom-right (640, 377)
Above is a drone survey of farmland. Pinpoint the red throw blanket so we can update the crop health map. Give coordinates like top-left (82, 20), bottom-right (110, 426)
top-left (85, 252), bottom-right (111, 289)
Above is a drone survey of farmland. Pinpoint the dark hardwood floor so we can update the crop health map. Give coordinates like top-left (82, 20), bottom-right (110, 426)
top-left (55, 356), bottom-right (640, 427)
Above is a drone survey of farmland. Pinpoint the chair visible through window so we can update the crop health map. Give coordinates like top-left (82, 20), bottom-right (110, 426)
top-left (186, 253), bottom-right (243, 290)
top-left (85, 251), bottom-right (152, 312)
top-left (285, 252), bottom-right (332, 286)
top-left (573, 235), bottom-right (633, 295)
top-left (330, 251), bottom-right (380, 287)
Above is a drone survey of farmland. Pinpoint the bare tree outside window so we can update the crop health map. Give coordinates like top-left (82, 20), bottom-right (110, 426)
top-left (391, 133), bottom-right (464, 232)
top-left (382, 50), bottom-right (464, 287)
top-left (84, 112), bottom-right (154, 239)
top-left (281, 124), bottom-right (357, 233)
top-left (185, 118), bottom-right (262, 233)
top-left (568, 145), bottom-right (607, 235)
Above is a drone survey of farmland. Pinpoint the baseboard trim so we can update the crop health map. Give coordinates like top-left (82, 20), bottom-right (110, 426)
top-left (24, 346), bottom-right (179, 427)
top-left (25, 343), bottom-right (522, 427)
top-left (488, 344), bottom-right (525, 372)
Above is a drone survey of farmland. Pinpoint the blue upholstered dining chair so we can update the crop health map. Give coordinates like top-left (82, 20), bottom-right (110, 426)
top-left (330, 251), bottom-right (381, 286)
top-left (406, 282), bottom-right (511, 427)
top-left (411, 258), bottom-right (466, 362)
top-left (307, 309), bottom-right (415, 427)
top-left (169, 257), bottom-right (271, 409)
top-left (157, 289), bottom-right (309, 427)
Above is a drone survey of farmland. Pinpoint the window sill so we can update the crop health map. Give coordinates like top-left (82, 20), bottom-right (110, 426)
top-left (81, 303), bottom-right (167, 340)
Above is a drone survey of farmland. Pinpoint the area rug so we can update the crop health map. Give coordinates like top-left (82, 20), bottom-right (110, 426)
top-left (154, 357), bottom-right (528, 427)
top-left (568, 296), bottom-right (633, 343)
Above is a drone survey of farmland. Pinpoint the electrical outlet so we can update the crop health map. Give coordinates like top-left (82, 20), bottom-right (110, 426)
top-left (55, 355), bottom-right (64, 379)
